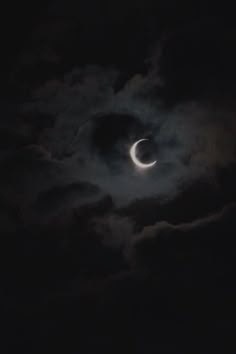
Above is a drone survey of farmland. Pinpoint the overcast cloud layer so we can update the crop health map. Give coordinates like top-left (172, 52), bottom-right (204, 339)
top-left (3, 5), bottom-right (236, 352)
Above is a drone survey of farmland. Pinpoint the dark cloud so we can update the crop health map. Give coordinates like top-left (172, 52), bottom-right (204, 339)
top-left (6, 23), bottom-right (235, 262)
top-left (2, 4), bottom-right (236, 353)
top-left (0, 144), bottom-right (103, 217)
top-left (26, 181), bottom-right (104, 225)
top-left (93, 178), bottom-right (236, 262)
top-left (130, 202), bottom-right (236, 271)
top-left (21, 71), bottom-right (236, 207)
top-left (118, 163), bottom-right (236, 228)
top-left (3, 1), bottom-right (236, 250)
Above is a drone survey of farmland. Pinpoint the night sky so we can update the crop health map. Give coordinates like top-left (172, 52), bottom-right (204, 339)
top-left (2, 1), bottom-right (236, 353)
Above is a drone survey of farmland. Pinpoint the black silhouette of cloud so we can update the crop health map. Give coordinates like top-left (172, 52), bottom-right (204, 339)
top-left (130, 202), bottom-right (236, 271)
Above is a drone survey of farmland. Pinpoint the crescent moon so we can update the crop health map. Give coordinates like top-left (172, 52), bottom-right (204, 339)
top-left (129, 139), bottom-right (157, 169)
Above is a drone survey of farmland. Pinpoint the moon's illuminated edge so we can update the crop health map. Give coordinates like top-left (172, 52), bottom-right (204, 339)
top-left (129, 139), bottom-right (157, 169)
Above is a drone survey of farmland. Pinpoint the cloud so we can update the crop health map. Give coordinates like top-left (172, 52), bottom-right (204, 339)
top-left (5, 15), bottom-right (236, 262)
top-left (91, 197), bottom-right (236, 272)
top-left (0, 144), bottom-right (114, 227)
top-left (129, 202), bottom-right (236, 271)
top-left (19, 59), bottom-right (236, 210)
top-left (4, 32), bottom-right (235, 251)
top-left (25, 181), bottom-right (104, 225)
top-left (4, 9), bottom-right (236, 354)
top-left (0, 144), bottom-right (102, 211)
top-left (93, 214), bottom-right (135, 248)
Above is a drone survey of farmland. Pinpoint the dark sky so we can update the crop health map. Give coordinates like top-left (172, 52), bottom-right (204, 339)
top-left (2, 1), bottom-right (236, 353)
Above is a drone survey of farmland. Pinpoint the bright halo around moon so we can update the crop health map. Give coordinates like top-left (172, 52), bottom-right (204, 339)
top-left (129, 139), bottom-right (157, 169)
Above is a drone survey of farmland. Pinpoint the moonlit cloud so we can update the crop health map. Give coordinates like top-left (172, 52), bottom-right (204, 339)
top-left (20, 63), bottom-right (236, 209)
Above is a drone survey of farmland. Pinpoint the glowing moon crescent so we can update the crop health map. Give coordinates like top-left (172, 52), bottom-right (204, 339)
top-left (129, 139), bottom-right (157, 169)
